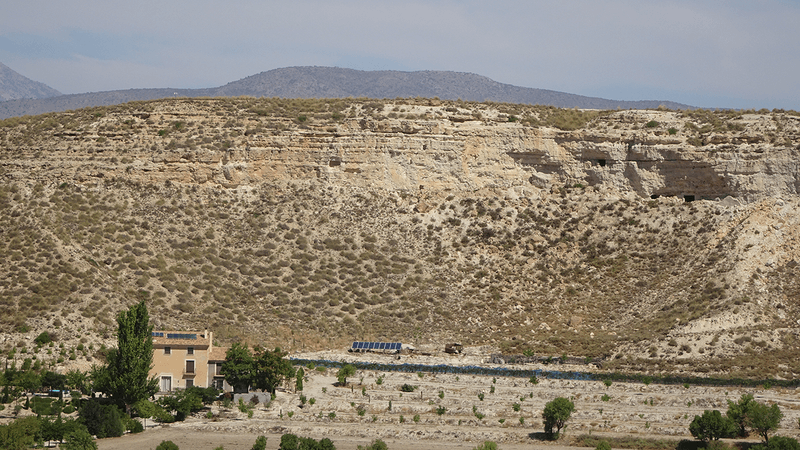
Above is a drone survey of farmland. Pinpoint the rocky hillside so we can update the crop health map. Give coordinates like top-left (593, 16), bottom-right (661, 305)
top-left (0, 98), bottom-right (798, 378)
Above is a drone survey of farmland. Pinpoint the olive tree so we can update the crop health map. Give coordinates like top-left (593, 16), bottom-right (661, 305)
top-left (727, 393), bottom-right (755, 437)
top-left (748, 402), bottom-right (783, 444)
top-left (542, 397), bottom-right (575, 439)
top-left (753, 436), bottom-right (800, 450)
top-left (336, 364), bottom-right (356, 386)
top-left (689, 409), bottom-right (736, 441)
top-left (221, 343), bottom-right (254, 393)
top-left (252, 347), bottom-right (295, 396)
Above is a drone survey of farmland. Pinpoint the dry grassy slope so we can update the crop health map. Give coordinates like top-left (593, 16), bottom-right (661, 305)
top-left (0, 97), bottom-right (799, 379)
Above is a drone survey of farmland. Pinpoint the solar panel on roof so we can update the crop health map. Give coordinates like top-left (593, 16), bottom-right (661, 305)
top-left (166, 333), bottom-right (197, 340)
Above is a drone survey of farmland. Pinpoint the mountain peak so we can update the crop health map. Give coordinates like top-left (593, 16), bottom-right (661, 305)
top-left (0, 66), bottom-right (691, 119)
top-left (214, 66), bottom-right (691, 110)
top-left (0, 62), bottom-right (62, 101)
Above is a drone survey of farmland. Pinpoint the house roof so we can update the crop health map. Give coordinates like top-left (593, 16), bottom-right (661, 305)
top-left (152, 330), bottom-right (211, 347)
top-left (208, 347), bottom-right (228, 362)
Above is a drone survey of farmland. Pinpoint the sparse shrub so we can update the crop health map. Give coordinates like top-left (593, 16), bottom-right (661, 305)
top-left (596, 441), bottom-right (612, 450)
top-left (156, 441), bottom-right (179, 450)
top-left (473, 442), bottom-right (498, 450)
top-left (358, 439), bottom-right (388, 450)
top-left (34, 332), bottom-right (53, 346)
top-left (252, 436), bottom-right (267, 450)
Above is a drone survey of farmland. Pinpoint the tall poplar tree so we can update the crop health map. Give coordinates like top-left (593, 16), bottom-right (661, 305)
top-left (102, 300), bottom-right (158, 410)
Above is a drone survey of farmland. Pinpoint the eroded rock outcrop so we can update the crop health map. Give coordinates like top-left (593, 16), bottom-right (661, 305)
top-left (4, 102), bottom-right (796, 204)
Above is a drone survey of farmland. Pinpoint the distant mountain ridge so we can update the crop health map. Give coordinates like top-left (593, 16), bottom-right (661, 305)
top-left (0, 62), bottom-right (62, 102)
top-left (0, 66), bottom-right (692, 119)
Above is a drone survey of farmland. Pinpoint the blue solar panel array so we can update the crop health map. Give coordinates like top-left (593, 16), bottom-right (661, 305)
top-left (351, 341), bottom-right (401, 351)
top-left (166, 333), bottom-right (197, 340)
top-left (153, 332), bottom-right (198, 340)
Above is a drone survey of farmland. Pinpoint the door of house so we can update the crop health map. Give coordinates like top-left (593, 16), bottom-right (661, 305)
top-left (212, 378), bottom-right (224, 390)
top-left (161, 376), bottom-right (171, 392)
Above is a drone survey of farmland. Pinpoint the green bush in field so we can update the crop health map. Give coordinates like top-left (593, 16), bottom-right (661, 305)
top-left (156, 441), bottom-right (180, 450)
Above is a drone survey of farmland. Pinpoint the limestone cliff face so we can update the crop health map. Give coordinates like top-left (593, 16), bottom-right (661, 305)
top-left (3, 100), bottom-right (799, 203)
top-left (134, 114), bottom-right (799, 204)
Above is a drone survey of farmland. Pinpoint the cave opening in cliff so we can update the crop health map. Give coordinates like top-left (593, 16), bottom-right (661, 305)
top-left (684, 195), bottom-right (695, 202)
top-left (650, 194), bottom-right (660, 199)
top-left (329, 157), bottom-right (341, 167)
top-left (597, 159), bottom-right (606, 167)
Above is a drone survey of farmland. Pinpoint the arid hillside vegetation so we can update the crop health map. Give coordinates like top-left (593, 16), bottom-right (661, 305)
top-left (1, 97), bottom-right (798, 379)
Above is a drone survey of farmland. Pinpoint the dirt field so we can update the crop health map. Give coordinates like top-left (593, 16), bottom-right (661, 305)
top-left (96, 349), bottom-right (800, 450)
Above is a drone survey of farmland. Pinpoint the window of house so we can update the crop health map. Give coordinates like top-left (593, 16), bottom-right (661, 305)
top-left (187, 347), bottom-right (194, 355)
top-left (164, 347), bottom-right (171, 355)
top-left (185, 360), bottom-right (195, 374)
top-left (185, 379), bottom-right (194, 388)
top-left (216, 363), bottom-right (222, 376)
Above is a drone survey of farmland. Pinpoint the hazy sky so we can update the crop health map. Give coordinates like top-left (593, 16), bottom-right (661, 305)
top-left (2, 0), bottom-right (799, 109)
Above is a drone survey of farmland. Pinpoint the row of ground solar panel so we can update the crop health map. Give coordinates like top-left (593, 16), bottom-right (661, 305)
top-left (351, 342), bottom-right (401, 350)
